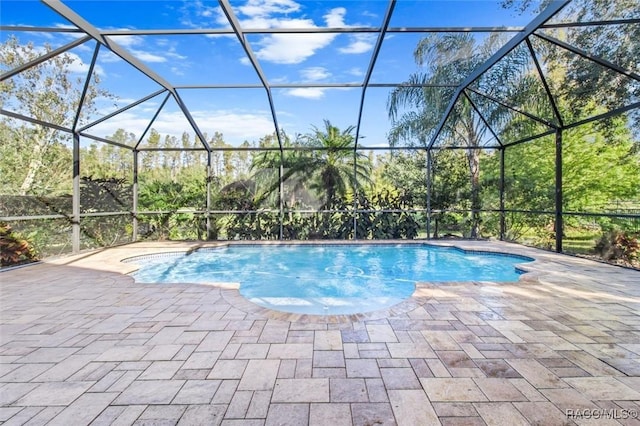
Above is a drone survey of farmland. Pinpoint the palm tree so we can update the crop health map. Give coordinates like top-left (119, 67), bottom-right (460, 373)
top-left (387, 33), bottom-right (523, 238)
top-left (251, 120), bottom-right (372, 210)
top-left (302, 120), bottom-right (372, 208)
top-left (250, 131), bottom-right (309, 209)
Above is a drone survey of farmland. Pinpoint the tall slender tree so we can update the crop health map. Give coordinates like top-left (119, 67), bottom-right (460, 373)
top-left (387, 34), bottom-right (509, 237)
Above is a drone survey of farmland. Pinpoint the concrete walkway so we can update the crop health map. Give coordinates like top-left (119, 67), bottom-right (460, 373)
top-left (1, 241), bottom-right (639, 425)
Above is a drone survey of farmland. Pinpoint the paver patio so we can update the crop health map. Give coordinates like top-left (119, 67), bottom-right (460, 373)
top-left (1, 240), bottom-right (639, 425)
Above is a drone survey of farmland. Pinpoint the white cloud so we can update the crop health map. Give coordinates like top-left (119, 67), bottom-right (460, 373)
top-left (100, 51), bottom-right (122, 63)
top-left (233, 4), bottom-right (349, 65)
top-left (193, 110), bottom-right (276, 141)
top-left (361, 10), bottom-right (379, 19)
top-left (339, 34), bottom-right (375, 54)
top-left (347, 67), bottom-right (364, 77)
top-left (238, 0), bottom-right (301, 18)
top-left (184, 0), bottom-right (357, 65)
top-left (285, 88), bottom-right (326, 99)
top-left (129, 50), bottom-right (167, 63)
top-left (66, 52), bottom-right (105, 76)
top-left (179, 0), bottom-right (222, 27)
top-left (168, 49), bottom-right (187, 61)
top-left (300, 67), bottom-right (330, 81)
top-left (106, 35), bottom-right (171, 63)
top-left (254, 33), bottom-right (329, 64)
top-left (251, 9), bottom-right (345, 64)
top-left (171, 66), bottom-right (185, 76)
top-left (107, 34), bottom-right (142, 48)
top-left (324, 7), bottom-right (347, 27)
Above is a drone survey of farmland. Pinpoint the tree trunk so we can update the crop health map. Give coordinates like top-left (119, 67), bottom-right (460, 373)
top-left (19, 137), bottom-right (45, 195)
top-left (467, 149), bottom-right (480, 239)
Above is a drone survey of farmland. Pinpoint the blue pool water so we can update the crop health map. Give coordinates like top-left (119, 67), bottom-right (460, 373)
top-left (130, 244), bottom-right (532, 315)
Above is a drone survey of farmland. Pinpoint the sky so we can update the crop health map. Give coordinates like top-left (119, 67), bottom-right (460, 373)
top-left (1, 0), bottom-right (543, 148)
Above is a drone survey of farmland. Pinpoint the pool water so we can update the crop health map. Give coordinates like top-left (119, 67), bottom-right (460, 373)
top-left (130, 244), bottom-right (532, 315)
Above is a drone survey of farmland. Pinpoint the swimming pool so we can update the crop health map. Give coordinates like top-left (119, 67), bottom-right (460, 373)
top-left (128, 244), bottom-right (533, 315)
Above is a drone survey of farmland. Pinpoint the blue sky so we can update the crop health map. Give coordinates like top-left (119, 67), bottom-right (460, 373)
top-left (2, 0), bottom-right (541, 147)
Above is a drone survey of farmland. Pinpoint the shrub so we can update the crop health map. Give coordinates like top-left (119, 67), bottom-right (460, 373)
top-left (0, 222), bottom-right (38, 267)
top-left (595, 230), bottom-right (640, 266)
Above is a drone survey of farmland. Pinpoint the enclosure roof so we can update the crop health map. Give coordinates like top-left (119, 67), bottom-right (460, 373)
top-left (1, 0), bottom-right (639, 151)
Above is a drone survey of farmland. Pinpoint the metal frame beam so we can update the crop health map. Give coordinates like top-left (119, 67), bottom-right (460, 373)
top-left (351, 0), bottom-right (396, 238)
top-left (218, 0), bottom-right (283, 151)
top-left (463, 91), bottom-right (503, 147)
top-left (0, 35), bottom-right (92, 81)
top-left (78, 89), bottom-right (167, 133)
top-left (218, 0), bottom-right (286, 239)
top-left (564, 101), bottom-right (640, 130)
top-left (42, 0), bottom-right (174, 90)
top-left (427, 0), bottom-right (571, 149)
top-left (354, 0), bottom-right (396, 150)
top-left (172, 90), bottom-right (211, 151)
top-left (0, 109), bottom-right (72, 132)
top-left (534, 32), bottom-right (640, 82)
top-left (426, 150), bottom-right (432, 239)
top-left (554, 128), bottom-right (563, 253)
top-left (499, 147), bottom-right (505, 240)
top-left (94, 26), bottom-right (525, 36)
top-left (466, 87), bottom-right (558, 129)
top-left (540, 18), bottom-right (640, 28)
top-left (78, 132), bottom-right (135, 150)
top-left (134, 92), bottom-right (172, 150)
top-left (503, 129), bottom-right (556, 148)
top-left (173, 83), bottom-right (460, 90)
top-left (72, 132), bottom-right (81, 253)
top-left (1, 25), bottom-right (83, 33)
top-left (72, 43), bottom-right (101, 132)
top-left (525, 37), bottom-right (564, 127)
top-left (132, 150), bottom-right (139, 241)
top-left (41, 0), bottom-right (210, 152)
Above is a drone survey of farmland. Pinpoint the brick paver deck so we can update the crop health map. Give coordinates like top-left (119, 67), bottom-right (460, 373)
top-left (1, 240), bottom-right (639, 425)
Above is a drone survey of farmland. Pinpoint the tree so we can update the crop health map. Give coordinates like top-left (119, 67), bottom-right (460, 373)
top-left (481, 113), bottom-right (640, 243)
top-left (141, 129), bottom-right (161, 171)
top-left (0, 36), bottom-right (111, 195)
top-left (502, 0), bottom-right (640, 129)
top-left (161, 134), bottom-right (181, 180)
top-left (251, 131), bottom-right (305, 209)
top-left (387, 33), bottom-right (514, 237)
top-left (302, 120), bottom-right (372, 208)
top-left (251, 121), bottom-right (372, 210)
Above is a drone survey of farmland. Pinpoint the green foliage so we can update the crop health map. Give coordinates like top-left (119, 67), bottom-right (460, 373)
top-left (480, 115), bottom-right (640, 245)
top-left (138, 170), bottom-right (207, 240)
top-left (79, 177), bottom-right (133, 247)
top-left (0, 222), bottom-right (38, 267)
top-left (387, 34), bottom-right (518, 238)
top-left (595, 230), bottom-right (640, 266)
top-left (0, 36), bottom-right (111, 196)
top-left (378, 151), bottom-right (427, 205)
top-left (502, 0), bottom-right (639, 132)
top-left (251, 122), bottom-right (372, 210)
top-left (366, 191), bottom-right (420, 239)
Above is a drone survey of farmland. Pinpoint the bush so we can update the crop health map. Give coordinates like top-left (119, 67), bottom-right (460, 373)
top-left (0, 222), bottom-right (38, 267)
top-left (595, 230), bottom-right (640, 266)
